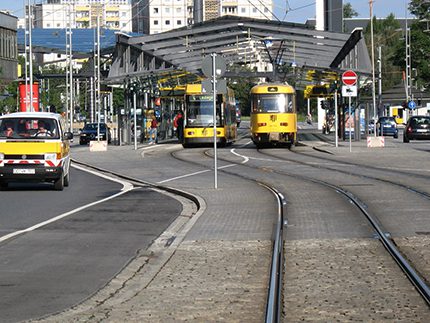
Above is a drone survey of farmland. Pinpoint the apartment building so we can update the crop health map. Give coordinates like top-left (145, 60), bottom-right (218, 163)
top-left (132, 0), bottom-right (273, 34)
top-left (32, 0), bottom-right (132, 32)
top-left (0, 11), bottom-right (18, 83)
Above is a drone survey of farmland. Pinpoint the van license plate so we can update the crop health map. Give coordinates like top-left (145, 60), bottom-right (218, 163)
top-left (13, 168), bottom-right (35, 174)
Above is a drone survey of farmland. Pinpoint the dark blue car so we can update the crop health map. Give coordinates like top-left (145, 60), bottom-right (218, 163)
top-left (79, 123), bottom-right (112, 145)
top-left (376, 117), bottom-right (398, 138)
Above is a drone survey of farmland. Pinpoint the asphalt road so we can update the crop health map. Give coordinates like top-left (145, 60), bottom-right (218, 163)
top-left (0, 167), bottom-right (182, 322)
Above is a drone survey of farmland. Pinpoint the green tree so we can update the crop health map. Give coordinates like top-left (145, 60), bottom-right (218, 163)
top-left (409, 0), bottom-right (430, 19)
top-left (364, 14), bottom-right (404, 91)
top-left (343, 2), bottom-right (358, 18)
top-left (0, 81), bottom-right (18, 114)
top-left (389, 1), bottom-right (430, 88)
top-left (38, 65), bottom-right (67, 113)
top-left (227, 64), bottom-right (258, 116)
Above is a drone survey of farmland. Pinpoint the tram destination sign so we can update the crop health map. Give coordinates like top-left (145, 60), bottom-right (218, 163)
top-left (342, 70), bottom-right (358, 86)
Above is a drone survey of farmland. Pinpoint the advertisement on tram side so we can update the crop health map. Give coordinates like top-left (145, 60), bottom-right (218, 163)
top-left (18, 82), bottom-right (39, 112)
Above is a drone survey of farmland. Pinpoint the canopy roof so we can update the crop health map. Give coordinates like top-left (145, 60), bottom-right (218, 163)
top-left (17, 28), bottom-right (142, 58)
top-left (107, 15), bottom-right (372, 88)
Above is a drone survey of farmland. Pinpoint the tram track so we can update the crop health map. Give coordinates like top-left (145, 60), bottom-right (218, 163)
top-left (170, 146), bottom-right (430, 320)
top-left (256, 147), bottom-right (430, 304)
top-left (72, 158), bottom-right (203, 209)
top-left (256, 146), bottom-right (430, 284)
top-left (186, 146), bottom-right (430, 309)
top-left (169, 149), bottom-right (287, 323)
top-left (263, 145), bottom-right (430, 200)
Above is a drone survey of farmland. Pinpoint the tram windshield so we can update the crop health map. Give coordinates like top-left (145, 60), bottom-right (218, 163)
top-left (186, 94), bottom-right (221, 127)
top-left (252, 94), bottom-right (295, 113)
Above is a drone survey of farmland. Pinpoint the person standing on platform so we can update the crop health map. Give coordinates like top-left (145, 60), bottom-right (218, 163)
top-left (173, 110), bottom-right (184, 143)
top-left (148, 114), bottom-right (158, 145)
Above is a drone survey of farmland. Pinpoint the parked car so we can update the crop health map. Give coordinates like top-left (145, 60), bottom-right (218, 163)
top-left (403, 115), bottom-right (430, 143)
top-left (376, 116), bottom-right (398, 138)
top-left (79, 123), bottom-right (111, 145)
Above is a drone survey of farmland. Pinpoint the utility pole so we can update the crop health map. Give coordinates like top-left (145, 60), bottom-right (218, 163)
top-left (404, 2), bottom-right (412, 119)
top-left (369, 0), bottom-right (377, 135)
top-left (25, 0), bottom-right (34, 112)
top-left (66, 2), bottom-right (74, 131)
top-left (378, 46), bottom-right (382, 116)
top-left (95, 13), bottom-right (101, 139)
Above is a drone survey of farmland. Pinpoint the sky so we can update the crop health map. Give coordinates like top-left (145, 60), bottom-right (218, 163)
top-left (0, 0), bottom-right (413, 22)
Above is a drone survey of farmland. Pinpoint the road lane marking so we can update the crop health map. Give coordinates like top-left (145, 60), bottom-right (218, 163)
top-left (0, 165), bottom-right (134, 244)
top-left (231, 148), bottom-right (249, 164)
top-left (157, 164), bottom-right (236, 184)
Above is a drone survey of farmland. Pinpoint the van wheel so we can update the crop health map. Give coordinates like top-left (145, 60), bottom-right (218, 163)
top-left (403, 136), bottom-right (409, 143)
top-left (0, 182), bottom-right (8, 190)
top-left (54, 175), bottom-right (64, 191)
top-left (64, 171), bottom-right (70, 187)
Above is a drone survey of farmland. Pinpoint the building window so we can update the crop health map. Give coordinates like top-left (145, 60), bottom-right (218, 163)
top-left (153, 8), bottom-right (159, 14)
top-left (165, 8), bottom-right (170, 13)
top-left (177, 20), bottom-right (182, 25)
top-left (241, 8), bottom-right (246, 13)
top-left (154, 20), bottom-right (158, 25)
top-left (165, 20), bottom-right (170, 25)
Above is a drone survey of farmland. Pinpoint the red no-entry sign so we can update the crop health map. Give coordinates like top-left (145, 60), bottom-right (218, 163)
top-left (342, 70), bottom-right (358, 86)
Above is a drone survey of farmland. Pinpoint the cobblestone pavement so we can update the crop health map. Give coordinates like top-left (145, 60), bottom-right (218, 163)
top-left (32, 137), bottom-right (430, 322)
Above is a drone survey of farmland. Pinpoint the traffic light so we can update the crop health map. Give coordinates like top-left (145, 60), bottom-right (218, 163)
top-left (304, 85), bottom-right (331, 99)
top-left (320, 100), bottom-right (330, 110)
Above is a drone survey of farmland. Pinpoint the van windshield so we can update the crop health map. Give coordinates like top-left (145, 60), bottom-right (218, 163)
top-left (0, 118), bottom-right (60, 139)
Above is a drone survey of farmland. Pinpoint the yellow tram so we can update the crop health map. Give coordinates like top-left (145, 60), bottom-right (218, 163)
top-left (250, 83), bottom-right (297, 148)
top-left (182, 83), bottom-right (237, 147)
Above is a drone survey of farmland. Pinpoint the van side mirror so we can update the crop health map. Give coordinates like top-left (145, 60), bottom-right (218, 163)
top-left (64, 132), bottom-right (73, 140)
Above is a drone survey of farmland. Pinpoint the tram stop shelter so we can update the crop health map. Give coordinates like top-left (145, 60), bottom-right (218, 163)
top-left (106, 15), bottom-right (373, 142)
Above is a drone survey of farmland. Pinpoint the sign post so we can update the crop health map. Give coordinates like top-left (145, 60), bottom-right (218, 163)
top-left (342, 70), bottom-right (358, 153)
top-left (202, 54), bottom-right (226, 189)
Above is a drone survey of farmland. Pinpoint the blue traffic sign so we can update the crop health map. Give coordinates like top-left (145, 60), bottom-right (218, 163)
top-left (408, 100), bottom-right (416, 109)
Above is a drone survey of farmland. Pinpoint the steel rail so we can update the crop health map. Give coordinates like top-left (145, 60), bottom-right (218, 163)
top-left (255, 149), bottom-right (430, 306)
top-left (169, 149), bottom-right (289, 322)
top-left (339, 187), bottom-right (430, 305)
top-left (202, 146), bottom-right (430, 307)
top-left (71, 158), bottom-right (202, 209)
top-left (263, 147), bottom-right (430, 200)
top-left (75, 152), bottom-right (289, 321)
top-left (259, 184), bottom-right (287, 323)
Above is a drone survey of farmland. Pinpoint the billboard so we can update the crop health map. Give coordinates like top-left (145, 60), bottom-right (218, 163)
top-left (19, 82), bottom-right (39, 112)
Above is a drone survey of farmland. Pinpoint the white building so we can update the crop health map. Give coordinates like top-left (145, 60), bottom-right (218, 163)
top-left (32, 0), bottom-right (132, 32)
top-left (220, 0), bottom-right (273, 20)
top-left (133, 0), bottom-right (273, 35)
